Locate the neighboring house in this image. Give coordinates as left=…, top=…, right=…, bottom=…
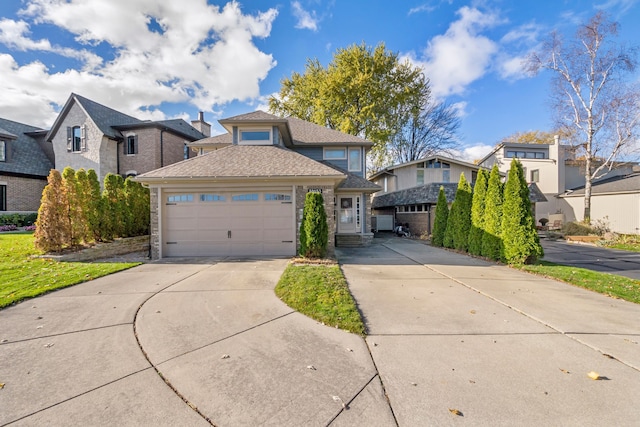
left=559, top=171, right=640, bottom=234
left=478, top=136, right=636, bottom=228
left=46, top=93, right=208, bottom=183
left=369, top=155, right=487, bottom=236
left=135, top=111, right=380, bottom=259
left=0, top=118, right=54, bottom=212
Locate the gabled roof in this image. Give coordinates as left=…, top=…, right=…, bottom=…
left=215, top=110, right=372, bottom=148
left=0, top=117, right=53, bottom=178
left=186, top=132, right=233, bottom=148
left=0, top=126, right=18, bottom=139
left=560, top=172, right=640, bottom=197
left=47, top=93, right=204, bottom=142
left=369, top=154, right=484, bottom=181
left=135, top=145, right=345, bottom=181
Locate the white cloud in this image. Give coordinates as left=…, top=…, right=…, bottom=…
left=453, top=143, right=494, bottom=163
left=403, top=7, right=502, bottom=98
left=0, top=0, right=278, bottom=126
left=291, top=1, right=319, bottom=31
left=408, top=4, right=436, bottom=15
left=0, top=18, right=102, bottom=69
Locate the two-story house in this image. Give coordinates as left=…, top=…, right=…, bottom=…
left=369, top=155, right=487, bottom=236
left=46, top=93, right=208, bottom=184
left=478, top=136, right=635, bottom=227
left=135, top=111, right=380, bottom=259
left=0, top=118, right=54, bottom=212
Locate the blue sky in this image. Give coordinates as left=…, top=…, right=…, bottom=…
left=1, top=0, right=639, bottom=160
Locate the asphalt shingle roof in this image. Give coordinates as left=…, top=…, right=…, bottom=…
left=319, top=161, right=381, bottom=192
left=74, top=94, right=142, bottom=139
left=0, top=117, right=53, bottom=177
left=216, top=110, right=372, bottom=146
left=561, top=172, right=640, bottom=196
left=188, top=133, right=233, bottom=147
left=136, top=145, right=345, bottom=179
left=373, top=181, right=546, bottom=209
left=372, top=183, right=458, bottom=208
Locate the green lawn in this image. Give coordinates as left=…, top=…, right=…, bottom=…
left=0, top=232, right=140, bottom=309
left=518, top=261, right=640, bottom=304
left=275, top=263, right=366, bottom=335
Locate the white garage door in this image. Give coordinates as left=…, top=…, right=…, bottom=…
left=162, top=190, right=294, bottom=257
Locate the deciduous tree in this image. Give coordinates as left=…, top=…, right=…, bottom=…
left=269, top=42, right=428, bottom=165
left=526, top=12, right=640, bottom=223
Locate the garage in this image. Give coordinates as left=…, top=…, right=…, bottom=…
left=162, top=190, right=295, bottom=257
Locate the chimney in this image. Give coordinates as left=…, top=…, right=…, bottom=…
left=191, top=111, right=211, bottom=137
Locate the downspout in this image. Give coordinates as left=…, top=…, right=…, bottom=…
left=160, top=129, right=165, bottom=167
left=116, top=139, right=122, bottom=175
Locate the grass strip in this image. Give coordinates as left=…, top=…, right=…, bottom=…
left=518, top=260, right=640, bottom=304
left=0, top=233, right=140, bottom=309
left=275, top=263, right=365, bottom=335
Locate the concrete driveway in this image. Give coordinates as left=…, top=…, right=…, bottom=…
left=0, top=258, right=392, bottom=426
left=336, top=237, right=640, bottom=426
left=541, top=238, right=640, bottom=280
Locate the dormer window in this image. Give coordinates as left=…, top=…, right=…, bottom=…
left=239, top=129, right=271, bottom=145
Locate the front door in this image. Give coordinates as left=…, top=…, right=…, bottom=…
left=338, top=196, right=356, bottom=233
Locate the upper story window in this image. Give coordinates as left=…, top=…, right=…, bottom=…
left=348, top=148, right=362, bottom=172
left=417, top=169, right=424, bottom=185
left=423, top=159, right=450, bottom=168
left=125, top=135, right=138, bottom=155
left=0, top=140, right=5, bottom=162
left=239, top=129, right=271, bottom=145
left=530, top=169, right=540, bottom=183
left=67, top=125, right=86, bottom=152
left=506, top=150, right=546, bottom=159
left=72, top=126, right=82, bottom=152
left=323, top=148, right=346, bottom=160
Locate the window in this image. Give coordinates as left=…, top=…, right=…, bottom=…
left=442, top=170, right=450, bottom=183
left=67, top=126, right=85, bottom=152
left=348, top=148, right=361, bottom=172
left=535, top=152, right=546, bottom=159
left=0, top=140, right=5, bottom=162
left=323, top=148, right=346, bottom=160
left=200, top=194, right=226, bottom=202
left=232, top=193, right=259, bottom=201
left=530, top=169, right=540, bottom=183
left=356, top=196, right=361, bottom=228
left=167, top=194, right=193, bottom=203
left=417, top=169, right=424, bottom=185
left=184, top=143, right=189, bottom=160
left=72, top=126, right=82, bottom=152
left=239, top=130, right=271, bottom=145
left=0, top=184, right=5, bottom=211
left=124, top=135, right=138, bottom=155
left=265, top=193, right=291, bottom=201
left=506, top=150, right=547, bottom=159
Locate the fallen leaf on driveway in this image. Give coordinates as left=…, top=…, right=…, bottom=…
left=0, top=382, right=5, bottom=389
left=44, top=343, right=54, bottom=348
left=449, top=408, right=463, bottom=416
left=470, top=310, right=476, bottom=314
left=220, top=354, right=230, bottom=359
left=560, top=369, right=570, bottom=374
left=588, top=371, right=600, bottom=380
left=307, top=365, right=316, bottom=370
left=332, top=395, right=347, bottom=409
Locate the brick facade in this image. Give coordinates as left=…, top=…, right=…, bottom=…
left=295, top=185, right=335, bottom=257
left=149, top=187, right=160, bottom=259
left=396, top=211, right=433, bottom=238
left=0, top=174, right=47, bottom=212
left=119, top=128, right=189, bottom=177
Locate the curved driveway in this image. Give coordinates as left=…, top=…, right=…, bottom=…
left=2, top=240, right=640, bottom=426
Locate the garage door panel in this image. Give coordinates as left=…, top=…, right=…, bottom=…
left=163, top=191, right=294, bottom=257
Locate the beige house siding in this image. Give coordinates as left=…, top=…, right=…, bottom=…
left=0, top=175, right=47, bottom=212
left=561, top=193, right=640, bottom=234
